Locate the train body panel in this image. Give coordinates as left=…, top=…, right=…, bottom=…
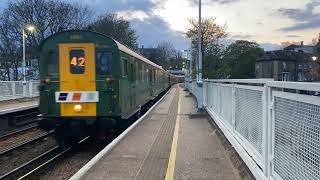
left=38, top=30, right=183, bottom=143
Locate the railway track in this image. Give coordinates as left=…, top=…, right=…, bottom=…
left=0, top=124, right=38, bottom=141
left=0, top=136, right=90, bottom=180
left=0, top=130, right=54, bottom=157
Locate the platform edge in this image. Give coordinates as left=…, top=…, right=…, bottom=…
left=69, top=89, right=171, bottom=180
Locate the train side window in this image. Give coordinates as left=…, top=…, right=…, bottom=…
left=135, top=61, right=140, bottom=81
left=70, top=49, right=85, bottom=74
left=48, top=50, right=58, bottom=75
left=122, top=58, right=128, bottom=77
left=96, top=51, right=112, bottom=75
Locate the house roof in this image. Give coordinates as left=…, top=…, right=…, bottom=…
left=284, top=44, right=314, bottom=50
left=257, top=50, right=312, bottom=62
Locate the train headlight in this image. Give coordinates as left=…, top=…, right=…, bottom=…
left=74, top=104, right=82, bottom=112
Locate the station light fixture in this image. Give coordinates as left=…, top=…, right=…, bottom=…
left=312, top=56, right=318, bottom=61
left=26, top=25, right=35, bottom=32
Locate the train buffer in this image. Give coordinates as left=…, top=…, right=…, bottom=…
left=71, top=84, right=251, bottom=180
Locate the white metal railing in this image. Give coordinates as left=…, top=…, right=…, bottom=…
left=188, top=79, right=320, bottom=180
left=0, top=81, right=40, bottom=101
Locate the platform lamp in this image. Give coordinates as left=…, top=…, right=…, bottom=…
left=22, top=25, right=36, bottom=97
left=312, top=56, right=318, bottom=61
left=312, top=56, right=319, bottom=81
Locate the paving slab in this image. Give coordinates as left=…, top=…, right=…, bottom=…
left=80, top=85, right=241, bottom=180
left=0, top=98, right=38, bottom=115
left=174, top=89, right=240, bottom=180
left=82, top=86, right=179, bottom=180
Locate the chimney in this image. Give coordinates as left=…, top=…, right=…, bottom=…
left=301, top=41, right=304, bottom=46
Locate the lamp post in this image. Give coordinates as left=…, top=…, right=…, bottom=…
left=312, top=56, right=319, bottom=81
left=22, top=25, right=35, bottom=97
left=197, top=0, right=203, bottom=110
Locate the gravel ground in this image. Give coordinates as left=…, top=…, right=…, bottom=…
left=0, top=127, right=45, bottom=151
left=0, top=135, right=57, bottom=176
left=36, top=140, right=105, bottom=180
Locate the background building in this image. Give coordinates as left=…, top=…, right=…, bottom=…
left=255, top=50, right=318, bottom=81
left=283, top=41, right=315, bottom=54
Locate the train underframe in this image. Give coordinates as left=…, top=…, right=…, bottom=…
left=38, top=88, right=169, bottom=147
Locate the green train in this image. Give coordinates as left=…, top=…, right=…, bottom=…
left=38, top=30, right=183, bottom=144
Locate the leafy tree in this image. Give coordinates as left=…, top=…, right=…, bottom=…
left=223, top=40, right=263, bottom=79
left=186, top=17, right=228, bottom=79
left=89, top=13, right=138, bottom=50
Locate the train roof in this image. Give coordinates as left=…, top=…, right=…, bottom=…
left=114, top=40, right=163, bottom=69
left=40, top=30, right=164, bottom=71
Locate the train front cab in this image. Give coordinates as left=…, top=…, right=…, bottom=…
left=39, top=34, right=120, bottom=143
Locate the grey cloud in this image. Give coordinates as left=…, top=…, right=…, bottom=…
left=63, top=0, right=188, bottom=49
left=130, top=16, right=189, bottom=49
left=286, top=35, right=301, bottom=38
left=277, top=1, right=320, bottom=32
left=259, top=43, right=281, bottom=51
left=278, top=18, right=320, bottom=31
left=232, top=34, right=254, bottom=39
left=64, top=0, right=157, bottom=14
left=188, top=0, right=240, bottom=6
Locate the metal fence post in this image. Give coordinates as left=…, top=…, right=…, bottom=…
left=22, top=81, right=27, bottom=97
left=266, top=85, right=274, bottom=178
left=232, top=83, right=236, bottom=132
left=262, top=84, right=269, bottom=177
left=28, top=81, right=33, bottom=98
left=12, top=82, right=16, bottom=99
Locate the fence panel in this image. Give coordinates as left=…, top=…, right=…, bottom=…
left=234, top=85, right=264, bottom=162
left=219, top=84, right=233, bottom=127
left=196, top=79, right=320, bottom=180
left=272, top=91, right=320, bottom=180
left=0, top=81, right=39, bottom=101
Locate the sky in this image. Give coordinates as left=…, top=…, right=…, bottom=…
left=2, top=0, right=320, bottom=51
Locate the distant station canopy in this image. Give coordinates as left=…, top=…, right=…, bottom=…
left=168, top=70, right=185, bottom=76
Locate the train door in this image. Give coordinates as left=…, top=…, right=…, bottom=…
left=130, top=61, right=136, bottom=108
left=149, top=68, right=153, bottom=96
left=58, top=43, right=97, bottom=116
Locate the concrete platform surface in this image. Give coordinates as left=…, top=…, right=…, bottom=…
left=0, top=98, right=38, bottom=115
left=81, top=85, right=241, bottom=180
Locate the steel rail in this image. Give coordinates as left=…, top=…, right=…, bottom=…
left=0, top=124, right=38, bottom=140
left=17, top=136, right=91, bottom=180
left=0, top=130, right=54, bottom=157
left=0, top=145, right=61, bottom=180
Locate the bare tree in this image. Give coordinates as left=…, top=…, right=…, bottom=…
left=157, top=41, right=176, bottom=68
left=0, top=0, right=92, bottom=80
left=89, top=13, right=138, bottom=50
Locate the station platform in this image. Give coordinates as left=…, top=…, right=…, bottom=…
left=0, top=98, right=38, bottom=115
left=76, top=85, right=245, bottom=180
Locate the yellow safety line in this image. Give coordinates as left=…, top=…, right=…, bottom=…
left=165, top=88, right=181, bottom=180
